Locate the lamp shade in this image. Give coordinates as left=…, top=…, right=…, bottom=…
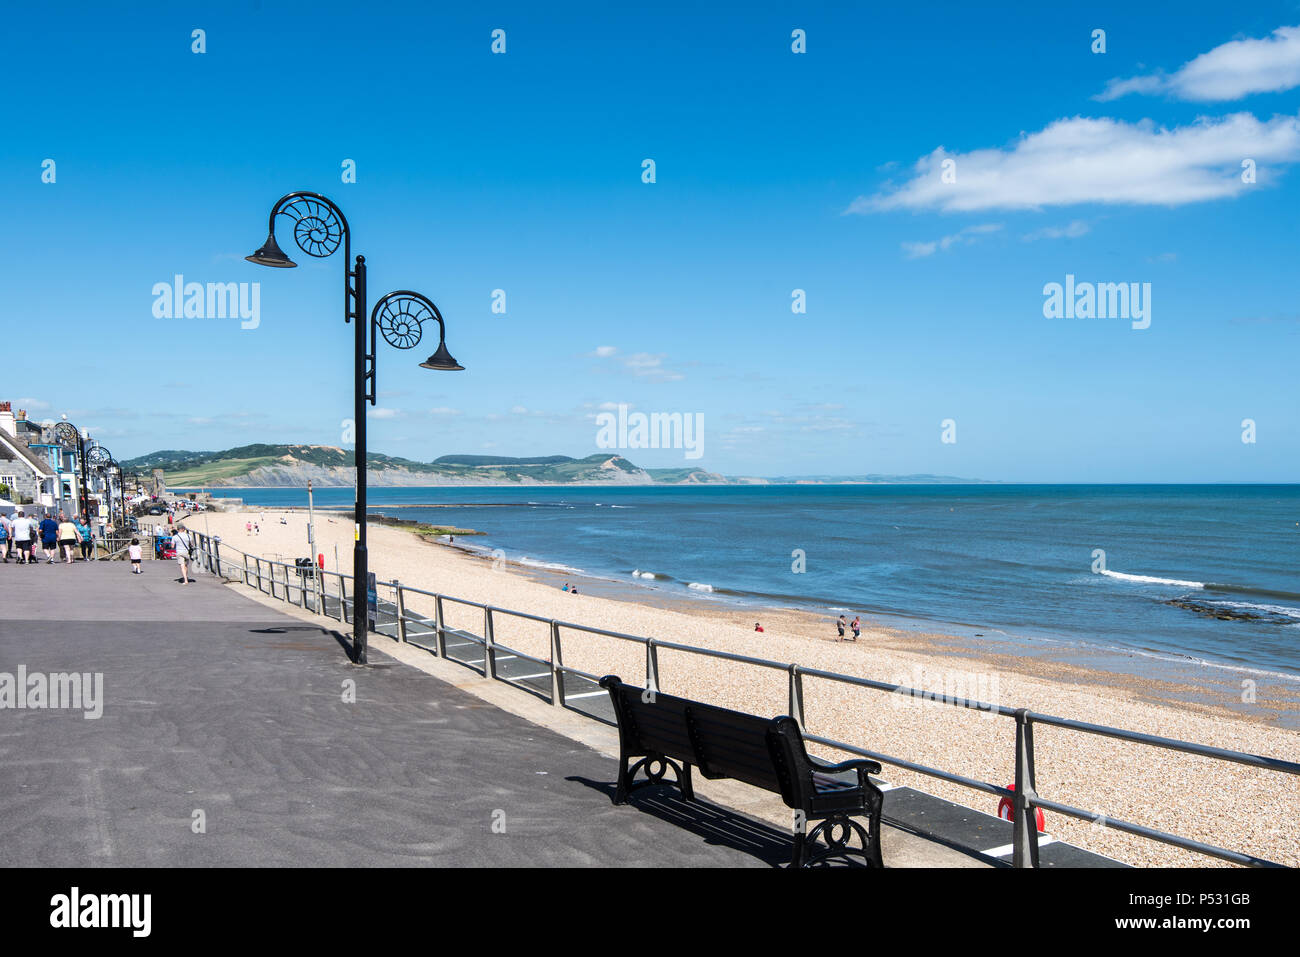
left=419, top=341, right=464, bottom=371
left=245, top=233, right=297, bottom=267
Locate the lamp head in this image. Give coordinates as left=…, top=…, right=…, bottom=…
left=419, top=341, right=464, bottom=372
left=246, top=232, right=297, bottom=268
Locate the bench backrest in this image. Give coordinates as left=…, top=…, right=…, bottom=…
left=600, top=676, right=803, bottom=804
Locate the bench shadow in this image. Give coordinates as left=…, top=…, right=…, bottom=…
left=567, top=775, right=797, bottom=868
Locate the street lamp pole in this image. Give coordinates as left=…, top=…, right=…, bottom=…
left=246, top=192, right=463, bottom=664
left=54, top=419, right=90, bottom=522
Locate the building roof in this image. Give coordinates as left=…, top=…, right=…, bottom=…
left=0, top=430, right=55, bottom=477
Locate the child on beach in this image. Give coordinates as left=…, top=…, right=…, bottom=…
left=129, top=538, right=142, bottom=573
left=754, top=622, right=764, bottom=632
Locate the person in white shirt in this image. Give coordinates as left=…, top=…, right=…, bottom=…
left=10, top=510, right=36, bottom=564
left=171, top=527, right=192, bottom=584
left=128, top=538, right=143, bottom=574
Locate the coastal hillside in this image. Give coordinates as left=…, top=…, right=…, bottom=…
left=122, top=445, right=729, bottom=487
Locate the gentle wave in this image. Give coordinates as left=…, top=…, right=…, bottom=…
left=687, top=582, right=714, bottom=592
left=519, top=556, right=584, bottom=574
left=1101, top=569, right=1205, bottom=588
left=632, top=569, right=666, bottom=580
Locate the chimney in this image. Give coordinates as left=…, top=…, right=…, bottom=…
left=0, top=401, right=14, bottom=439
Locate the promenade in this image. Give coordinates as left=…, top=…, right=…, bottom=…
left=1, top=560, right=1119, bottom=867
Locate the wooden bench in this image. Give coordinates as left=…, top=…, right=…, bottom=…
left=599, top=675, right=884, bottom=867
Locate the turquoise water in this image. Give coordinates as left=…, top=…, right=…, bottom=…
left=213, top=485, right=1300, bottom=679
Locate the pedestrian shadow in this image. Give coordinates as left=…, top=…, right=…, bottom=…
left=567, top=775, right=795, bottom=867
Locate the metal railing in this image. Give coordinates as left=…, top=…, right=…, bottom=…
left=187, top=529, right=1299, bottom=869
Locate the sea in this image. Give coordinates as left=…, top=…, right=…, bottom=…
left=208, top=484, right=1300, bottom=684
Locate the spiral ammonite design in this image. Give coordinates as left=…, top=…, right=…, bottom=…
left=86, top=445, right=112, bottom=467
left=375, top=296, right=429, bottom=350
left=53, top=421, right=80, bottom=448
left=283, top=196, right=344, bottom=259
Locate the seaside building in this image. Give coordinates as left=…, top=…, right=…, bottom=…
left=0, top=402, right=60, bottom=509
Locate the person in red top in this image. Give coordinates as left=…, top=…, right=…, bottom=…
left=754, top=622, right=764, bottom=632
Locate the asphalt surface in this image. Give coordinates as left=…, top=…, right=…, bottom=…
left=0, top=561, right=781, bottom=866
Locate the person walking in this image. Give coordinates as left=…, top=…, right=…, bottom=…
left=75, top=516, right=94, bottom=560
left=0, top=512, right=11, bottom=562
left=128, top=537, right=143, bottom=574
left=39, top=513, right=59, bottom=564
left=836, top=614, right=847, bottom=641
left=57, top=514, right=80, bottom=564
left=172, top=525, right=193, bottom=584
left=11, top=510, right=35, bottom=564
left=850, top=616, right=861, bottom=641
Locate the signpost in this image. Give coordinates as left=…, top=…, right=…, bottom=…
left=366, top=571, right=378, bottom=632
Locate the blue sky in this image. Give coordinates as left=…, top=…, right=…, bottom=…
left=1, top=1, right=1297, bottom=482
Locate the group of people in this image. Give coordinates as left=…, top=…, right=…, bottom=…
left=0, top=510, right=97, bottom=564
left=835, top=614, right=862, bottom=641
left=0, top=508, right=197, bottom=583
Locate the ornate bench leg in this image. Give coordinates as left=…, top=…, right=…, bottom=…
left=798, top=813, right=880, bottom=868
left=621, top=754, right=692, bottom=801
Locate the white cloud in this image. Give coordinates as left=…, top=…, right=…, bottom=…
left=1022, top=220, right=1091, bottom=241
left=371, top=407, right=400, bottom=419
left=902, top=223, right=1002, bottom=258
left=1097, top=26, right=1300, bottom=102
left=850, top=113, right=1300, bottom=213
left=590, top=345, right=618, bottom=357
left=427, top=407, right=463, bottom=416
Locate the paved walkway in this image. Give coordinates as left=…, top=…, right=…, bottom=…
left=0, top=562, right=782, bottom=866
left=1, top=558, right=1122, bottom=867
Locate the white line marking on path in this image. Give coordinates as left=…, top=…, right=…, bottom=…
left=981, top=837, right=1056, bottom=858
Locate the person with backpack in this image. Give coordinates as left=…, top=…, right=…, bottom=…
left=0, top=512, right=10, bottom=562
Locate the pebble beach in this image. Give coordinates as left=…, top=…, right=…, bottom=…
left=192, top=507, right=1300, bottom=868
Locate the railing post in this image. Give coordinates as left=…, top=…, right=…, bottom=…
left=242, top=553, right=249, bottom=587
left=315, top=564, right=324, bottom=615
left=788, top=663, right=806, bottom=729
left=394, top=581, right=406, bottom=643
left=341, top=574, right=350, bottom=624
left=1012, top=708, right=1041, bottom=869
left=645, top=638, right=660, bottom=693
left=213, top=539, right=222, bottom=578
left=484, top=606, right=497, bottom=678
left=434, top=595, right=446, bottom=657
left=549, top=620, right=565, bottom=707
left=255, top=558, right=263, bottom=593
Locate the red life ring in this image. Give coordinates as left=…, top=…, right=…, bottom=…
left=997, top=784, right=1046, bottom=832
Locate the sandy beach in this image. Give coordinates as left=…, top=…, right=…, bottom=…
left=189, top=507, right=1300, bottom=867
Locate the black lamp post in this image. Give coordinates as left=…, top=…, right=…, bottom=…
left=86, top=444, right=116, bottom=524
left=247, top=192, right=463, bottom=664
left=53, top=419, right=90, bottom=522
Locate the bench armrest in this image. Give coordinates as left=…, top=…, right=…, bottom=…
left=811, top=756, right=882, bottom=778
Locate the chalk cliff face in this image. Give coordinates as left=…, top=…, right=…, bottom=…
left=122, top=445, right=731, bottom=487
